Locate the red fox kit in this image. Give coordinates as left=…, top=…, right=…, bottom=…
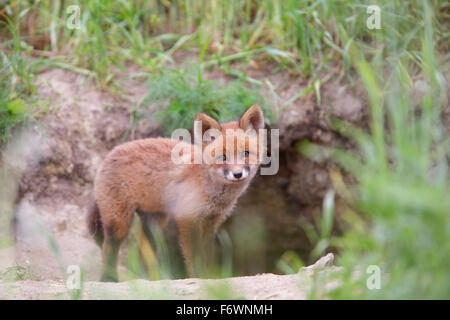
left=87, top=105, right=265, bottom=281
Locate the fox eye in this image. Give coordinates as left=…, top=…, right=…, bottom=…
left=243, top=150, right=250, bottom=157
left=218, top=154, right=227, bottom=161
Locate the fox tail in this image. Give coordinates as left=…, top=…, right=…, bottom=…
left=87, top=196, right=104, bottom=247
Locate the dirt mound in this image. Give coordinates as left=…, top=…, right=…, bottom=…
left=0, top=254, right=339, bottom=299
left=0, top=273, right=313, bottom=300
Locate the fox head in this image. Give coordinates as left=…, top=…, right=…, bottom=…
left=195, top=104, right=265, bottom=184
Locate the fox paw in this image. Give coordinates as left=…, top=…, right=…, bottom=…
left=100, top=274, right=118, bottom=282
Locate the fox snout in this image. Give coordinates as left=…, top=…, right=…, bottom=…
left=224, top=165, right=250, bottom=182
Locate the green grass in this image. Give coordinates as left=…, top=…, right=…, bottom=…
left=299, top=0, right=450, bottom=299
left=0, top=263, right=41, bottom=281
left=139, top=67, right=272, bottom=135
left=0, top=58, right=31, bottom=143
left=4, top=1, right=447, bottom=84
left=0, top=16, right=38, bottom=143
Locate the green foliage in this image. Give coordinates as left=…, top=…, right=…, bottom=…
left=276, top=250, right=304, bottom=274
left=141, top=68, right=271, bottom=135
left=301, top=0, right=450, bottom=299
left=6, top=0, right=447, bottom=84
left=0, top=263, right=41, bottom=281
left=0, top=97, right=27, bottom=143
left=0, top=17, right=37, bottom=142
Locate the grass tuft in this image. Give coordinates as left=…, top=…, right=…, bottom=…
left=0, top=263, right=41, bottom=281
left=139, top=68, right=271, bottom=135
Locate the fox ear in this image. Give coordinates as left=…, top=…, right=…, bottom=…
left=195, top=113, right=221, bottom=137
left=239, top=104, right=264, bottom=131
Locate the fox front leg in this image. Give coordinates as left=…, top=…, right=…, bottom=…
left=176, top=215, right=218, bottom=278
left=101, top=235, right=121, bottom=282
left=176, top=216, right=195, bottom=276
left=198, top=215, right=220, bottom=276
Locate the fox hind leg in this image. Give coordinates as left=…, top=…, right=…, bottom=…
left=99, top=207, right=135, bottom=282
left=100, top=228, right=122, bottom=282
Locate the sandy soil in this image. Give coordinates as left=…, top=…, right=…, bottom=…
left=0, top=269, right=337, bottom=300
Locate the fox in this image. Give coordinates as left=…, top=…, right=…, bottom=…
left=87, top=104, right=265, bottom=282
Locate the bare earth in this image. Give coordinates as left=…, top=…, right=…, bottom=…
left=0, top=272, right=317, bottom=300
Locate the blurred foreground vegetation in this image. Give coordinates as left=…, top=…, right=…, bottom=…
left=0, top=0, right=449, bottom=299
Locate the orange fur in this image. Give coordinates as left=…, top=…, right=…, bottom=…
left=88, top=105, right=265, bottom=281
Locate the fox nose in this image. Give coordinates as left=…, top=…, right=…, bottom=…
left=233, top=171, right=242, bottom=179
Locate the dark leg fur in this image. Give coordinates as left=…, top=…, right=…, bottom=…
left=176, top=215, right=220, bottom=278
left=100, top=228, right=122, bottom=282
left=138, top=211, right=187, bottom=279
